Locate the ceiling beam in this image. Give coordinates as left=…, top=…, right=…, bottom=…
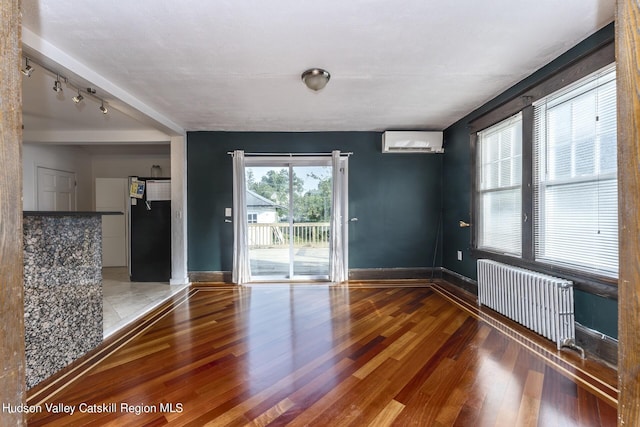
left=22, top=27, right=185, bottom=137
left=22, top=129, right=171, bottom=145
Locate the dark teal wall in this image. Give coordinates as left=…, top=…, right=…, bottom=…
left=574, top=290, right=617, bottom=338
left=441, top=23, right=618, bottom=338
left=187, top=132, right=443, bottom=272
left=441, top=120, right=475, bottom=279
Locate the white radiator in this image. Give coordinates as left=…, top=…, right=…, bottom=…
left=477, top=259, right=579, bottom=352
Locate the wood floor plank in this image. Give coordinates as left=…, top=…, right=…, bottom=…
left=244, top=397, right=295, bottom=427
left=26, top=283, right=618, bottom=426
left=433, top=325, right=494, bottom=426
left=515, top=370, right=544, bottom=426
left=352, top=330, right=417, bottom=379
left=368, top=399, right=405, bottom=427
left=392, top=357, right=458, bottom=426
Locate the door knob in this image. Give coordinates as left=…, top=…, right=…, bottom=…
left=350, top=218, right=358, bottom=222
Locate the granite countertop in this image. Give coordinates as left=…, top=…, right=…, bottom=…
left=23, top=211, right=123, bottom=216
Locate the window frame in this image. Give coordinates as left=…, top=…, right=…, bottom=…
left=476, top=112, right=523, bottom=256
left=469, top=40, right=617, bottom=298
left=533, top=67, right=618, bottom=277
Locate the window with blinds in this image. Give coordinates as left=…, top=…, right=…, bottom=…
left=533, top=64, right=617, bottom=277
left=477, top=113, right=522, bottom=255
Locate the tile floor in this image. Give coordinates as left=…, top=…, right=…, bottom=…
left=102, top=267, right=189, bottom=338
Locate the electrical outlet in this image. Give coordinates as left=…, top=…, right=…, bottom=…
left=457, top=250, right=463, bottom=261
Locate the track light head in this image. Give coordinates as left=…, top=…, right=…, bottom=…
left=53, top=75, right=63, bottom=93
left=21, top=58, right=34, bottom=77
left=99, top=101, right=108, bottom=114
left=72, top=91, right=84, bottom=104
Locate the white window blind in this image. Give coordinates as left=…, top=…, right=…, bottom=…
left=477, top=113, right=522, bottom=255
left=533, top=64, right=617, bottom=276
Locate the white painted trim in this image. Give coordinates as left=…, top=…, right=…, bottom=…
left=170, top=135, right=189, bottom=285
left=23, top=129, right=171, bottom=144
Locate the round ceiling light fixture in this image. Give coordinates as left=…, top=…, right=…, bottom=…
left=301, top=68, right=330, bottom=91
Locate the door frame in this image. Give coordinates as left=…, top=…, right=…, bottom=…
left=244, top=155, right=344, bottom=281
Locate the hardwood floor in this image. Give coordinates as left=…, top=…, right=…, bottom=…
left=26, top=282, right=617, bottom=426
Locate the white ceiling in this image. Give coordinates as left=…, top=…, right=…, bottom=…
left=21, top=0, right=615, bottom=139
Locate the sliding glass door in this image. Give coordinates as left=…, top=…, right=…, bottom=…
left=290, top=164, right=332, bottom=278
left=245, top=158, right=332, bottom=280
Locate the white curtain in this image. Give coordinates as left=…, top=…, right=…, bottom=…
left=232, top=150, right=251, bottom=284
left=329, top=150, right=348, bottom=283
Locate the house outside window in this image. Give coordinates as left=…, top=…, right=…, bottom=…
left=247, top=213, right=258, bottom=223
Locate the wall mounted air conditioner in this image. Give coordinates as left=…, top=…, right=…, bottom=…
left=382, top=131, right=444, bottom=153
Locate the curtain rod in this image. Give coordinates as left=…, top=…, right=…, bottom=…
left=227, top=151, right=353, bottom=157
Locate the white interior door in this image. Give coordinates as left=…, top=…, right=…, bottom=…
left=96, top=178, right=128, bottom=267
left=37, top=166, right=76, bottom=211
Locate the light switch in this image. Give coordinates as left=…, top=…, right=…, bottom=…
left=457, top=250, right=463, bottom=261
left=225, top=207, right=232, bottom=217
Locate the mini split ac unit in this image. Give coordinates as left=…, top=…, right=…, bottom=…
left=382, top=131, right=444, bottom=153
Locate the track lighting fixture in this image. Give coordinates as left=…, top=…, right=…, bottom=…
left=22, top=56, right=110, bottom=116
left=72, top=90, right=84, bottom=104
left=21, top=58, right=34, bottom=77
left=53, top=75, right=63, bottom=93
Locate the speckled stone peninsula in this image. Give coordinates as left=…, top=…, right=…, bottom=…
left=23, top=211, right=119, bottom=389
